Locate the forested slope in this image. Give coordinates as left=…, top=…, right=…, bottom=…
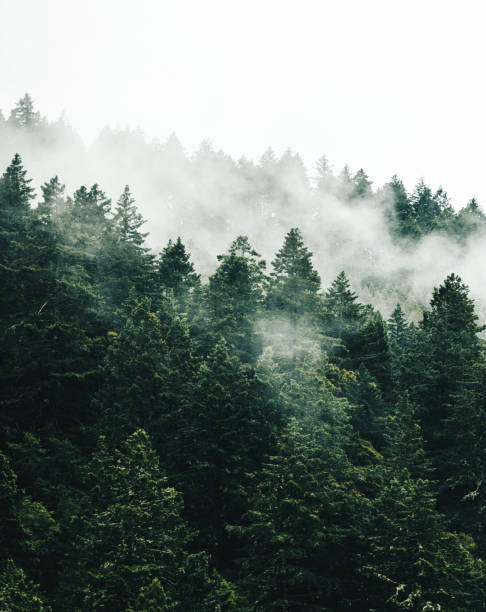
left=2, top=95, right=486, bottom=610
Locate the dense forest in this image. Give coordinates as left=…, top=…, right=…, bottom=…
left=2, top=94, right=486, bottom=610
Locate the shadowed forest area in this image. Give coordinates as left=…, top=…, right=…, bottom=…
left=3, top=95, right=486, bottom=610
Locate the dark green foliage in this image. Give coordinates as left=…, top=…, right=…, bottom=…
left=2, top=144, right=486, bottom=612
left=411, top=274, right=483, bottom=448
left=387, top=303, right=411, bottom=392
left=0, top=559, right=50, bottom=611
left=155, top=237, right=200, bottom=309
left=383, top=393, right=430, bottom=479
left=206, top=236, right=265, bottom=361
left=229, top=418, right=363, bottom=610
left=362, top=472, right=486, bottom=610
left=57, top=430, right=237, bottom=611
left=386, top=175, right=419, bottom=238
left=267, top=227, right=321, bottom=321
left=172, top=340, right=280, bottom=546
left=98, top=186, right=154, bottom=310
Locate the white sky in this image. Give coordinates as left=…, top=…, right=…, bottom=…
left=0, top=0, right=485, bottom=207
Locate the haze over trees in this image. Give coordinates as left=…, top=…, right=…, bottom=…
left=2, top=95, right=486, bottom=610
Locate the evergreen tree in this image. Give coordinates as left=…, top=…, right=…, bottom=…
left=412, top=274, right=483, bottom=448
left=57, top=430, right=237, bottom=611
left=0, top=559, right=50, bottom=612
left=267, top=228, right=321, bottom=322
left=313, top=155, right=333, bottom=193
left=322, top=271, right=364, bottom=366
left=438, top=363, right=486, bottom=552
left=351, top=168, right=372, bottom=199
left=113, top=185, right=147, bottom=245
left=356, top=311, right=393, bottom=396
left=8, top=94, right=44, bottom=129
left=155, top=237, right=200, bottom=308
left=98, top=186, right=153, bottom=310
left=362, top=472, right=486, bottom=610
left=453, top=197, right=486, bottom=240
left=230, top=418, right=362, bottom=610
left=35, top=176, right=68, bottom=224
left=347, top=364, right=386, bottom=451
left=173, top=340, right=280, bottom=553
left=383, top=393, right=430, bottom=479
left=385, top=175, right=418, bottom=237
left=0, top=153, right=35, bottom=227
left=387, top=303, right=411, bottom=392
left=206, top=235, right=266, bottom=361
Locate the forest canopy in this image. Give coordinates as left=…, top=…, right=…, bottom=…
left=2, top=95, right=486, bottom=610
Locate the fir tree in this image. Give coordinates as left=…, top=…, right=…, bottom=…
left=155, top=237, right=200, bottom=306
left=8, top=94, right=44, bottom=129
left=267, top=228, right=321, bottom=322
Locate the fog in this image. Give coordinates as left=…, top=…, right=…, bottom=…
left=1, top=110, right=485, bottom=324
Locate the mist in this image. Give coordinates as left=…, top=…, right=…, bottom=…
left=1, top=101, right=485, bottom=324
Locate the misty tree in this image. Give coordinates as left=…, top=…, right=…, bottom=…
left=313, top=154, right=333, bottom=193
left=351, top=168, right=373, bottom=199
left=267, top=227, right=321, bottom=323
left=35, top=176, right=68, bottom=224
left=205, top=235, right=266, bottom=361
left=98, top=186, right=154, bottom=309
left=8, top=94, right=44, bottom=129
left=322, top=271, right=363, bottom=354
left=155, top=237, right=200, bottom=306
left=336, top=164, right=354, bottom=199
left=453, top=197, right=486, bottom=240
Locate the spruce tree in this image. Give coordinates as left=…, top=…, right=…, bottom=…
left=155, top=237, right=200, bottom=308
left=267, top=228, right=321, bottom=323
left=56, top=430, right=237, bottom=611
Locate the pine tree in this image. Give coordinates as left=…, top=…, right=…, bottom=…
left=410, top=179, right=444, bottom=234
left=155, top=237, right=200, bottom=307
left=437, top=363, right=486, bottom=553
left=98, top=186, right=153, bottom=310
left=362, top=472, right=486, bottom=610
left=93, top=296, right=195, bottom=451
left=8, top=94, right=44, bottom=129
left=357, top=311, right=393, bottom=396
left=347, top=364, right=386, bottom=451
left=113, top=185, right=147, bottom=245
left=35, top=176, right=68, bottom=224
left=351, top=168, right=373, bottom=199
left=229, top=418, right=362, bottom=610
left=0, top=153, right=35, bottom=227
left=313, top=155, right=333, bottom=193
left=173, top=340, right=280, bottom=552
left=387, top=303, right=411, bottom=392
left=413, top=274, right=483, bottom=446
left=383, top=392, right=430, bottom=479
left=385, top=175, right=419, bottom=238
left=206, top=235, right=266, bottom=362
left=322, top=271, right=364, bottom=366
left=267, top=228, right=321, bottom=322
left=57, top=430, right=237, bottom=611
left=0, top=559, right=50, bottom=612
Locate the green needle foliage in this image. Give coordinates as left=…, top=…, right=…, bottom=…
left=1, top=106, right=486, bottom=609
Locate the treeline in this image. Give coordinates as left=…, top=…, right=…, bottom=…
left=1, top=94, right=485, bottom=255
left=2, top=148, right=486, bottom=611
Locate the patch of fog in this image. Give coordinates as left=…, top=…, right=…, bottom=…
left=1, top=111, right=485, bottom=324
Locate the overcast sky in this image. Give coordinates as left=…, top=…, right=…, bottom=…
left=0, top=0, right=485, bottom=207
